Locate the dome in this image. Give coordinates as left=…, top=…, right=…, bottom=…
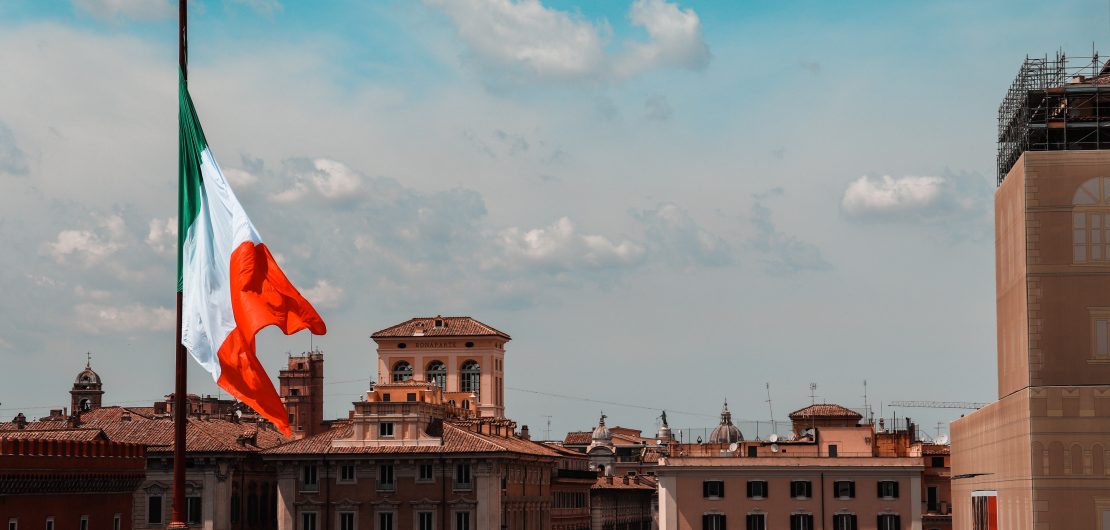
left=74, top=356, right=101, bottom=385
left=708, top=400, right=743, bottom=444
left=591, top=414, right=611, bottom=443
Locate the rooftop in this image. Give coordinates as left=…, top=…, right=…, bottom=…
left=788, top=403, right=863, bottom=420
left=371, top=316, right=510, bottom=339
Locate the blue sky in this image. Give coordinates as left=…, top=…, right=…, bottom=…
left=0, top=0, right=1107, bottom=440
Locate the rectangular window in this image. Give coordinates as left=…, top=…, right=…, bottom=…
left=418, top=512, right=434, bottom=530
left=747, top=446, right=758, bottom=457
left=877, top=514, right=900, bottom=530
left=703, top=480, right=725, bottom=498
left=378, top=464, right=395, bottom=490
left=113, top=514, right=120, bottom=530
left=834, top=480, right=855, bottom=499
left=45, top=519, right=54, bottom=530
left=377, top=513, right=394, bottom=530
left=828, top=444, right=838, bottom=457
left=789, top=514, right=814, bottom=530
left=230, top=495, right=241, bottom=524
left=455, top=464, right=472, bottom=489
left=746, top=480, right=768, bottom=498
left=878, top=480, right=899, bottom=499
left=927, top=486, right=939, bottom=512
left=147, top=496, right=163, bottom=525
left=79, top=517, right=88, bottom=530
left=832, top=514, right=857, bottom=530
left=407, top=393, right=417, bottom=402
left=303, top=465, right=318, bottom=488
left=379, top=422, right=395, bottom=437
left=702, top=514, right=725, bottom=530
left=790, top=480, right=812, bottom=499
left=339, top=512, right=355, bottom=530
left=339, top=464, right=356, bottom=482
left=382, top=393, right=391, bottom=402
left=931, top=456, right=945, bottom=468
left=745, top=513, right=765, bottom=530
left=454, top=512, right=469, bottom=530
left=301, top=512, right=317, bottom=530
left=419, top=463, right=435, bottom=481
left=187, top=497, right=202, bottom=524
left=8, top=519, right=16, bottom=530
left=971, top=493, right=998, bottom=530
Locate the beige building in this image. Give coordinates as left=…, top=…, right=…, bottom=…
left=951, top=53, right=1110, bottom=529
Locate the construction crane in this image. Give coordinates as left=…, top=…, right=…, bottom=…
left=889, top=400, right=989, bottom=410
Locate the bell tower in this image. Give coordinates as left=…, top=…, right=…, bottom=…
left=70, top=353, right=104, bottom=414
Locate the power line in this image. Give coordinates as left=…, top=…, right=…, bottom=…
left=506, top=386, right=724, bottom=421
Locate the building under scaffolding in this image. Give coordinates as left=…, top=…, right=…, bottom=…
left=998, top=52, right=1110, bottom=184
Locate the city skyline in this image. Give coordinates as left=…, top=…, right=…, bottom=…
left=3, top=0, right=1108, bottom=439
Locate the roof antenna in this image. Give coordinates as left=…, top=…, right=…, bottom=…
left=809, top=382, right=817, bottom=405
left=765, top=383, right=776, bottom=436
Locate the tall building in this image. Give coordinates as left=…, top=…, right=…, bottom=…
left=950, top=53, right=1110, bottom=529
left=371, top=316, right=509, bottom=418
left=278, top=351, right=325, bottom=439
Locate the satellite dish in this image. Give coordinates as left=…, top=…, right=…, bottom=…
left=936, top=434, right=950, bottom=445
left=656, top=439, right=663, bottom=445
left=770, top=444, right=779, bottom=453
left=768, top=433, right=779, bottom=443
left=784, top=433, right=796, bottom=441
left=728, top=442, right=739, bottom=452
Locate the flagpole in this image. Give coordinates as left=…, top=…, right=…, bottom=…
left=169, top=0, right=188, bottom=528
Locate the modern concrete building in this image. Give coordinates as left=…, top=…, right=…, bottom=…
left=951, top=52, right=1110, bottom=530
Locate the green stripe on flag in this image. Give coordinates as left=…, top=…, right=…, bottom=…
left=178, top=70, right=208, bottom=291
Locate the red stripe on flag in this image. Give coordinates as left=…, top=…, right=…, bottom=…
left=215, top=241, right=327, bottom=436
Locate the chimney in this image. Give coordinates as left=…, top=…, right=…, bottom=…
left=121, top=412, right=132, bottom=422
left=520, top=425, right=531, bottom=440
left=13, top=413, right=27, bottom=429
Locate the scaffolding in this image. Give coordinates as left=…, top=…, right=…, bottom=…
left=998, top=52, right=1110, bottom=185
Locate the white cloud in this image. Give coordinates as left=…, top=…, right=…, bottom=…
left=146, top=217, right=177, bottom=256
left=634, top=202, right=732, bottom=266
left=302, top=279, right=343, bottom=309
left=74, top=302, right=174, bottom=334
left=616, top=0, right=710, bottom=78
left=48, top=214, right=127, bottom=264
left=223, top=167, right=259, bottom=188
left=492, top=217, right=644, bottom=271
left=841, top=175, right=945, bottom=217
left=426, top=0, right=709, bottom=83
left=72, top=0, right=175, bottom=21
left=270, top=158, right=362, bottom=202
left=426, top=0, right=606, bottom=81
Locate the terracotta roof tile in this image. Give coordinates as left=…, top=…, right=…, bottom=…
left=788, top=404, right=863, bottom=420
left=0, top=429, right=108, bottom=442
left=371, top=317, right=510, bottom=339
left=592, top=474, right=657, bottom=491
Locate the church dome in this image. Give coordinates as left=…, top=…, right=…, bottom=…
left=75, top=364, right=101, bottom=385
left=708, top=400, right=743, bottom=444
left=591, top=414, right=612, bottom=443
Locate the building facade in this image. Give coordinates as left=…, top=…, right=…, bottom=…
left=950, top=54, right=1110, bottom=530
left=279, top=351, right=326, bottom=439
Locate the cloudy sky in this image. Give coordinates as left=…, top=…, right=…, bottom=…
left=0, top=0, right=1105, bottom=440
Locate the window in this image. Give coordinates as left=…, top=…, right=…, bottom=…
left=418, top=512, right=434, bottom=530
left=834, top=480, right=855, bottom=499
left=291, top=388, right=300, bottom=396
left=1073, top=178, right=1110, bottom=263
left=147, top=495, right=163, bottom=525
left=186, top=496, right=202, bottom=524
left=703, top=480, right=724, bottom=498
left=407, top=393, right=417, bottom=402
left=302, top=465, right=318, bottom=489
left=8, top=519, right=16, bottom=530
left=745, top=513, right=765, bottom=530
left=301, top=512, right=317, bottom=530
left=231, top=495, right=241, bottom=524
left=931, top=456, right=945, bottom=468
left=971, top=492, right=998, bottom=530
left=78, top=517, right=87, bottom=530
left=460, top=361, right=480, bottom=398
left=877, top=514, right=901, bottom=530
left=878, top=480, right=899, bottom=499
left=927, top=486, right=939, bottom=512
left=427, top=361, right=447, bottom=390
left=45, top=518, right=54, bottom=530
left=828, top=444, right=838, bottom=457
left=746, top=480, right=768, bottom=498
left=377, top=513, right=394, bottom=530
left=113, top=514, right=120, bottom=530
left=383, top=393, right=391, bottom=402
left=791, top=480, right=812, bottom=499
left=702, top=514, right=725, bottom=530
left=455, top=464, right=472, bottom=489
left=789, top=514, right=814, bottom=530
left=339, top=512, right=355, bottom=530
left=747, top=446, right=758, bottom=457
left=454, top=512, right=470, bottom=530
left=379, top=422, right=395, bottom=438
left=832, top=514, right=858, bottom=530
left=419, top=463, right=435, bottom=481
left=392, top=361, right=413, bottom=382
left=339, top=464, right=356, bottom=482
left=378, top=464, right=395, bottom=490
left=1091, top=308, right=1110, bottom=359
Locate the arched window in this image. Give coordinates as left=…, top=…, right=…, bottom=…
left=460, top=360, right=480, bottom=398
left=391, top=361, right=412, bottom=382
left=1073, top=177, right=1110, bottom=263
left=1094, top=444, right=1106, bottom=476
left=79, top=399, right=91, bottom=411
left=426, top=361, right=446, bottom=391
left=1072, top=443, right=1086, bottom=475
left=1049, top=441, right=1066, bottom=475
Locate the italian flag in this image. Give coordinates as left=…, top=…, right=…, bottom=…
left=178, top=73, right=326, bottom=436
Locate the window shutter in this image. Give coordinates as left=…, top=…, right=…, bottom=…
left=703, top=514, right=710, bottom=530
left=704, top=481, right=710, bottom=498
left=849, top=481, right=856, bottom=498
left=893, top=482, right=899, bottom=498
left=721, top=515, right=727, bottom=530
left=720, top=481, right=725, bottom=497
left=877, top=481, right=883, bottom=498
left=747, top=481, right=753, bottom=498
left=894, top=515, right=900, bottom=528
left=877, top=515, right=883, bottom=530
